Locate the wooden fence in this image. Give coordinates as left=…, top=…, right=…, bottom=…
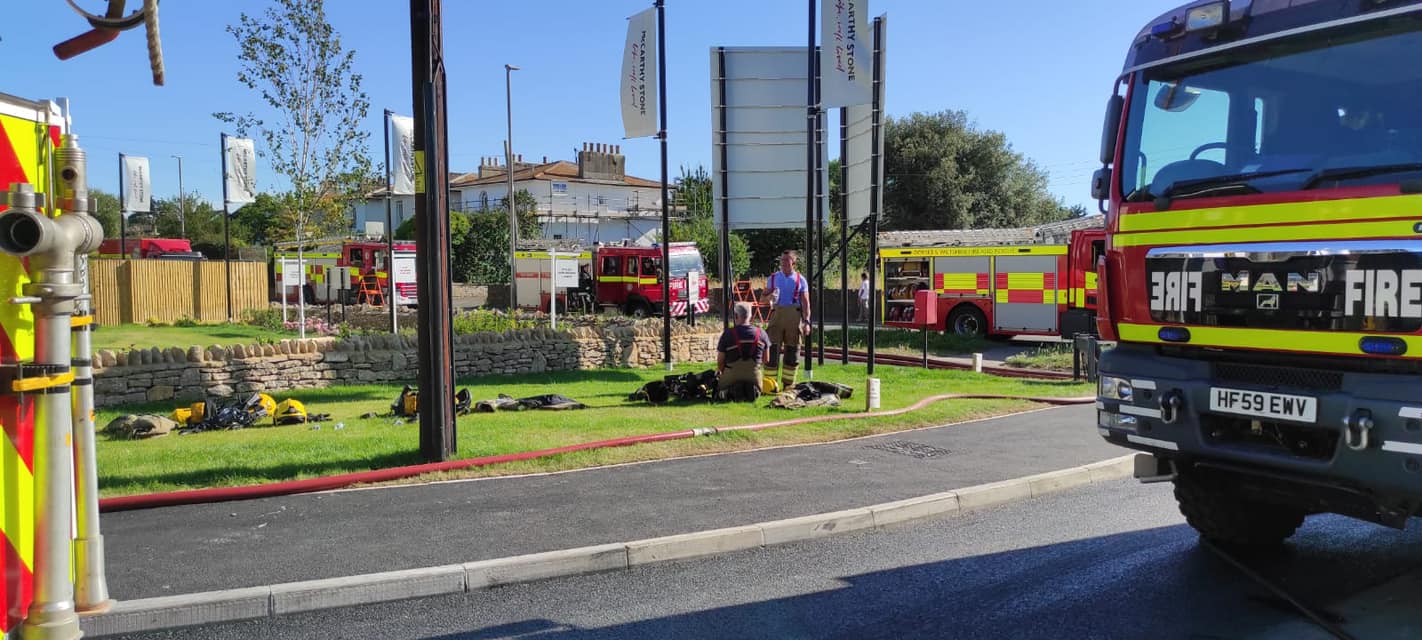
left=89, top=259, right=268, bottom=325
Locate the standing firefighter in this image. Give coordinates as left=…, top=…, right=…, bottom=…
left=763, top=250, right=811, bottom=389
left=716, top=302, right=772, bottom=400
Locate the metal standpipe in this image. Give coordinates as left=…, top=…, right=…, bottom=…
left=57, top=134, right=113, bottom=615
left=1, top=177, right=102, bottom=640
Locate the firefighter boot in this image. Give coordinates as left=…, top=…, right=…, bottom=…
left=779, top=348, right=798, bottom=390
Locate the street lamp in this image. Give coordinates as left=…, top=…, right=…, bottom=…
left=171, top=154, right=185, bottom=239
left=505, top=63, right=519, bottom=315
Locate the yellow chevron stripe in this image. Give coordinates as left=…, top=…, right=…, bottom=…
left=0, top=431, right=34, bottom=573
left=0, top=114, right=47, bottom=363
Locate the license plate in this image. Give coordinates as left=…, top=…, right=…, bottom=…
left=1209, top=387, right=1317, bottom=423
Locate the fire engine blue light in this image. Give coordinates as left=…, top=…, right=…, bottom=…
left=1360, top=337, right=1408, bottom=356
left=1151, top=21, right=1183, bottom=38
left=1158, top=327, right=1191, bottom=343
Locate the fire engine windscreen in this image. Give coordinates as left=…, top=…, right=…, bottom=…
left=1119, top=19, right=1422, bottom=203
left=668, top=251, right=705, bottom=278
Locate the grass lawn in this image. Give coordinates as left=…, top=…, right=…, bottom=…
left=93, top=323, right=299, bottom=352
left=1004, top=343, right=1076, bottom=371
left=95, top=364, right=1092, bottom=497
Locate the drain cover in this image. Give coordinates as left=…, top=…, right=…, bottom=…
left=866, top=440, right=951, bottom=459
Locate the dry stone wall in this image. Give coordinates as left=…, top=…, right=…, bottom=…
left=90, top=322, right=720, bottom=408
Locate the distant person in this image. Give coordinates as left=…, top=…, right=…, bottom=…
left=762, top=249, right=811, bottom=389
left=716, top=302, right=771, bottom=400
left=858, top=272, right=870, bottom=322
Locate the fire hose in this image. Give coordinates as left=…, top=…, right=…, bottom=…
left=98, top=392, right=1094, bottom=513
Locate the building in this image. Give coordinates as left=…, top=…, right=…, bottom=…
left=352, top=143, right=672, bottom=245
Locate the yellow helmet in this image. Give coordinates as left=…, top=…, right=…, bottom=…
left=256, top=393, right=278, bottom=417
left=761, top=376, right=781, bottom=395
left=171, top=407, right=194, bottom=425
left=274, top=398, right=309, bottom=425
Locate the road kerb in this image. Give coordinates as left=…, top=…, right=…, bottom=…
left=759, top=508, right=876, bottom=546
left=465, top=544, right=629, bottom=590
left=80, top=455, right=1137, bottom=637
left=625, top=525, right=765, bottom=566
left=79, top=586, right=271, bottom=637
left=868, top=492, right=961, bottom=528
left=268, top=565, right=467, bottom=615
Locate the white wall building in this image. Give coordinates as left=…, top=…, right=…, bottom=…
left=353, top=143, right=672, bottom=245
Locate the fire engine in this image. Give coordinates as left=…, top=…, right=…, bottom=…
left=1096, top=0, right=1422, bottom=546
left=97, top=237, right=201, bottom=260
left=877, top=218, right=1104, bottom=339
left=513, top=241, right=710, bottom=317
left=272, top=238, right=417, bottom=305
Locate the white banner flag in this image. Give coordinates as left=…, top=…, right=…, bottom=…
left=387, top=113, right=416, bottom=196
left=620, top=7, right=658, bottom=139
left=120, top=155, right=151, bottom=213
left=821, top=0, right=872, bottom=108
left=223, top=136, right=257, bottom=211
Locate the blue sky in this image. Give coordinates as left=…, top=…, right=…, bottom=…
left=2, top=1, right=1183, bottom=214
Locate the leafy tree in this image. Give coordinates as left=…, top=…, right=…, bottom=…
left=399, top=189, right=541, bottom=283
left=215, top=0, right=373, bottom=248
left=883, top=110, right=1069, bottom=230
left=666, top=166, right=748, bottom=281
left=230, top=192, right=289, bottom=246
left=87, top=188, right=122, bottom=238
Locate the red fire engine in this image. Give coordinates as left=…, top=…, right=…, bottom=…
left=514, top=242, right=710, bottom=317
left=877, top=219, right=1105, bottom=339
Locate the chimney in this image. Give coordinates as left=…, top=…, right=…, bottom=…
left=577, top=141, right=627, bottom=181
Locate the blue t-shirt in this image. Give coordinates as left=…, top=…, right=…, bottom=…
left=768, top=271, right=808, bottom=306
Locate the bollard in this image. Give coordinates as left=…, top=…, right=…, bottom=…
left=972, top=352, right=983, bottom=373
left=865, top=377, right=881, bottom=411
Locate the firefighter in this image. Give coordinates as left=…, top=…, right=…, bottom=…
left=717, top=302, right=772, bottom=399
left=763, top=249, right=811, bottom=388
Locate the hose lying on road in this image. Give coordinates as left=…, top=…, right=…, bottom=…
left=97, top=393, right=1094, bottom=513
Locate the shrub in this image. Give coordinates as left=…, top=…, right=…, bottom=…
left=242, top=308, right=284, bottom=332
left=452, top=310, right=535, bottom=335
left=172, top=316, right=200, bottom=328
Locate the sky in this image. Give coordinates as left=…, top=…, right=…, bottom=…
left=1, top=1, right=1184, bottom=215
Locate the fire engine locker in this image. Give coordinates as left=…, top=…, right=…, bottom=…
left=992, top=255, right=1061, bottom=333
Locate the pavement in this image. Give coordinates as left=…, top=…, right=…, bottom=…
left=99, top=404, right=1113, bottom=600
left=105, top=479, right=1422, bottom=640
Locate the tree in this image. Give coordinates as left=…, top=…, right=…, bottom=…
left=667, top=166, right=748, bottom=281
left=88, top=189, right=121, bottom=238
left=229, top=192, right=289, bottom=247
left=883, top=110, right=1070, bottom=231
left=215, top=0, right=373, bottom=249
left=399, top=189, right=541, bottom=283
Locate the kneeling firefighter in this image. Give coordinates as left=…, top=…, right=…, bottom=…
left=763, top=249, right=811, bottom=389
left=717, top=301, right=772, bottom=400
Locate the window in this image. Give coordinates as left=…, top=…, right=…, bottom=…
left=394, top=200, right=404, bottom=225
left=348, top=248, right=364, bottom=267
left=601, top=256, right=620, bottom=276
left=480, top=191, right=489, bottom=210
left=641, top=257, right=660, bottom=278
left=625, top=256, right=638, bottom=276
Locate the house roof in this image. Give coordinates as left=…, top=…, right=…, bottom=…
left=877, top=215, right=1105, bottom=247
left=449, top=160, right=663, bottom=190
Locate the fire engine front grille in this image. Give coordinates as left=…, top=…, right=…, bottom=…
left=1211, top=363, right=1342, bottom=392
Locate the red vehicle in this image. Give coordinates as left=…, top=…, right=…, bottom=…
left=273, top=238, right=417, bottom=305
left=878, top=225, right=1105, bottom=338
left=515, top=242, right=710, bottom=317
left=97, top=237, right=202, bottom=260
left=1096, top=0, right=1422, bottom=545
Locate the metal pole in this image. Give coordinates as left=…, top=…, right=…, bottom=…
left=59, top=134, right=112, bottom=615
left=505, top=64, right=520, bottom=315
left=867, top=16, right=884, bottom=376
left=657, top=0, right=672, bottom=370
left=118, top=152, right=127, bottom=260
left=220, top=133, right=233, bottom=321
left=814, top=51, right=825, bottom=366
left=804, top=0, right=816, bottom=381
left=412, top=0, right=457, bottom=461
left=172, top=154, right=185, bottom=239
left=717, top=47, right=731, bottom=328
left=384, top=109, right=398, bottom=333
left=839, top=106, right=849, bottom=365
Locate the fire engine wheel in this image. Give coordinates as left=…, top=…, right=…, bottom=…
left=947, top=306, right=987, bottom=338
left=1173, top=470, right=1306, bottom=548
left=626, top=300, right=652, bottom=318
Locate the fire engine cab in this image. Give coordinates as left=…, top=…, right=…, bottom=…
left=514, top=241, right=709, bottom=317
